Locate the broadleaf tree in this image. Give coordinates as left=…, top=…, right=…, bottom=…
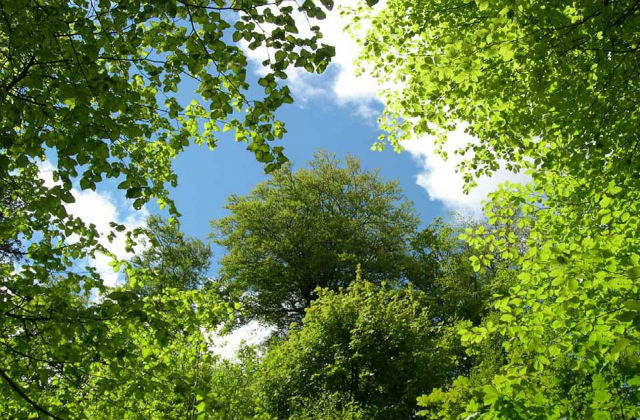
left=129, top=215, right=212, bottom=296
left=407, top=217, right=517, bottom=325
left=355, top=0, right=640, bottom=418
left=254, top=276, right=463, bottom=420
left=212, top=151, right=419, bottom=330
left=0, top=0, right=335, bottom=417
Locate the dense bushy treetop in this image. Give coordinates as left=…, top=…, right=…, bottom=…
left=254, top=277, right=459, bottom=420
left=213, top=151, right=418, bottom=329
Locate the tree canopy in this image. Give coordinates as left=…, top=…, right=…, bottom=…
left=213, top=151, right=419, bottom=329
left=254, top=276, right=460, bottom=420
left=129, top=215, right=212, bottom=295
left=3, top=0, right=640, bottom=418
left=356, top=0, right=640, bottom=418
left=359, top=0, right=640, bottom=188
left=0, top=0, right=335, bottom=416
left=407, top=217, right=516, bottom=325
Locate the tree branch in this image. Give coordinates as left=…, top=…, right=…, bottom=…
left=0, top=368, right=67, bottom=420
left=3, top=54, right=36, bottom=92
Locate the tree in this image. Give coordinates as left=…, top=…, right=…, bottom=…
left=417, top=180, right=640, bottom=419
left=1, top=1, right=336, bottom=415
left=73, top=219, right=230, bottom=420
left=212, top=151, right=419, bottom=329
left=357, top=0, right=640, bottom=190
left=204, top=346, right=265, bottom=420
left=254, top=276, right=463, bottom=420
left=129, top=216, right=212, bottom=295
left=0, top=181, right=24, bottom=264
left=0, top=213, right=230, bottom=419
left=80, top=288, right=229, bottom=420
left=407, top=217, right=516, bottom=325
left=355, top=1, right=640, bottom=418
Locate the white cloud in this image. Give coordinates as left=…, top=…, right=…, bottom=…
left=69, top=189, right=148, bottom=286
left=402, top=127, right=531, bottom=215
left=37, top=159, right=61, bottom=189
left=210, top=320, right=274, bottom=360
left=317, top=2, right=382, bottom=106
left=38, top=160, right=148, bottom=287
left=240, top=0, right=383, bottom=111
left=241, top=2, right=530, bottom=214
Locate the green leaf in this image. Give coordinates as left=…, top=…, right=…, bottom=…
left=626, top=266, right=640, bottom=279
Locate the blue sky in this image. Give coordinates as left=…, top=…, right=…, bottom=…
left=49, top=2, right=531, bottom=287
left=142, top=7, right=460, bottom=267
left=163, top=90, right=448, bottom=263
left=167, top=82, right=453, bottom=354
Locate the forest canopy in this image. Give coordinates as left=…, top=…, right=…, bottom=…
left=1, top=0, right=639, bottom=419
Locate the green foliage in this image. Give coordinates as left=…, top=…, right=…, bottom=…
left=0, top=282, right=229, bottom=419
left=213, top=151, right=419, bottom=329
left=357, top=0, right=640, bottom=418
left=0, top=210, right=231, bottom=419
left=407, top=217, right=517, bottom=325
left=434, top=176, right=640, bottom=419
left=6, top=0, right=639, bottom=417
left=204, top=347, right=265, bottom=420
left=287, top=393, right=365, bottom=420
left=73, top=218, right=222, bottom=418
left=82, top=288, right=228, bottom=420
left=417, top=308, right=516, bottom=420
left=254, top=278, right=463, bottom=420
left=0, top=185, right=24, bottom=264
left=1, top=0, right=335, bottom=416
left=358, top=0, right=640, bottom=190
left=130, top=215, right=212, bottom=295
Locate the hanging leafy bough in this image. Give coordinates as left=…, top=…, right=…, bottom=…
left=357, top=0, right=640, bottom=190
left=354, top=0, right=640, bottom=418
left=0, top=0, right=334, bottom=417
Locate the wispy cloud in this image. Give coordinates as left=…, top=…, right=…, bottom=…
left=210, top=320, right=274, bottom=360
left=240, top=1, right=529, bottom=214
left=38, top=160, right=148, bottom=286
